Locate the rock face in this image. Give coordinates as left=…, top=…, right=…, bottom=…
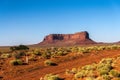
left=38, top=31, right=96, bottom=46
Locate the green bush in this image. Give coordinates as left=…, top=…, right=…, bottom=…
left=10, top=59, right=23, bottom=65
left=97, top=60, right=112, bottom=75
left=71, top=68, right=77, bottom=74
left=33, top=49, right=41, bottom=55
left=109, top=70, right=120, bottom=77
left=13, top=52, right=24, bottom=59
left=42, top=53, right=51, bottom=59
left=102, top=74, right=111, bottom=80
left=19, top=51, right=26, bottom=56
left=74, top=68, right=95, bottom=79
left=97, top=64, right=112, bottom=75
left=10, top=45, right=29, bottom=51
left=44, top=60, right=56, bottom=66
left=28, top=55, right=36, bottom=61
left=99, top=69, right=110, bottom=75
left=74, top=70, right=86, bottom=79
left=99, top=58, right=113, bottom=64
left=0, top=53, right=11, bottom=59
left=82, top=64, right=96, bottom=71
left=44, top=74, right=61, bottom=80
left=57, top=51, right=64, bottom=56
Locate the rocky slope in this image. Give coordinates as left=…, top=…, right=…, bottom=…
left=38, top=31, right=96, bottom=46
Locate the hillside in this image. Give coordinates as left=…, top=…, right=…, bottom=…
left=37, top=31, right=96, bottom=46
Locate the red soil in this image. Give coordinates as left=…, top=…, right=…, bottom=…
left=1, top=49, right=120, bottom=80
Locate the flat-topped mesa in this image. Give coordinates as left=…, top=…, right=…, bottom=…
left=39, top=31, right=96, bottom=45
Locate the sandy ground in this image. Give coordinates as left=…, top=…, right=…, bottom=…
left=1, top=49, right=120, bottom=80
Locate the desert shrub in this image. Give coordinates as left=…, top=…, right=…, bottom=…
left=10, top=46, right=16, bottom=52
left=74, top=67, right=95, bottom=79
left=82, top=49, right=90, bottom=53
left=42, top=53, right=51, bottom=59
left=72, top=57, right=120, bottom=80
left=102, top=74, right=111, bottom=80
left=97, top=58, right=113, bottom=75
left=71, top=47, right=79, bottom=53
left=97, top=63, right=112, bottom=69
left=99, top=58, right=113, bottom=64
left=28, top=54, right=36, bottom=61
left=74, top=70, right=86, bottom=79
left=111, top=45, right=119, bottom=49
left=57, top=51, right=64, bottom=56
left=33, top=49, right=41, bottom=55
left=13, top=52, right=22, bottom=59
left=26, top=51, right=32, bottom=56
left=62, top=51, right=68, bottom=55
left=99, top=69, right=110, bottom=75
left=87, top=70, right=96, bottom=77
left=65, top=69, right=70, bottom=74
left=82, top=64, right=96, bottom=71
left=10, top=45, right=29, bottom=51
left=20, top=51, right=26, bottom=56
left=44, top=60, right=56, bottom=66
left=71, top=68, right=77, bottom=74
left=97, top=46, right=106, bottom=51
left=10, top=59, right=23, bottom=65
left=44, top=74, right=61, bottom=80
left=51, top=54, right=57, bottom=58
left=0, top=53, right=11, bottom=59
left=97, top=64, right=112, bottom=75
left=109, top=70, right=120, bottom=77
left=78, top=48, right=90, bottom=54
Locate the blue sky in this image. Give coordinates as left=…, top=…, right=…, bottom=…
left=0, top=0, right=120, bottom=46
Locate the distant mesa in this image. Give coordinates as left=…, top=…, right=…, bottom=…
left=37, top=31, right=96, bottom=46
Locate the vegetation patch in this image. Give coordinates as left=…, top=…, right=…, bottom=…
left=10, top=59, right=23, bottom=65
left=0, top=53, right=11, bottom=59
left=65, top=57, right=120, bottom=80
left=44, top=60, right=57, bottom=66
left=44, top=74, right=61, bottom=80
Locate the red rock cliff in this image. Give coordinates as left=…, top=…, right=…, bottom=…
left=39, top=31, right=96, bottom=46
